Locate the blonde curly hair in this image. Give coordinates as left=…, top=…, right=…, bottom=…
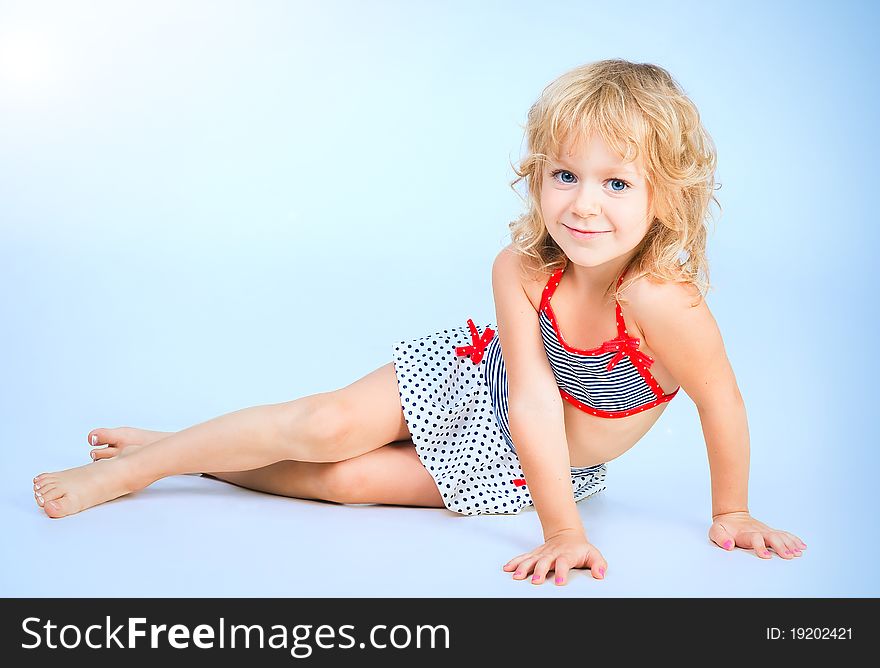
left=508, top=59, right=721, bottom=305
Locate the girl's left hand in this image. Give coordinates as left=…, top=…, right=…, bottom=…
left=709, top=511, right=807, bottom=559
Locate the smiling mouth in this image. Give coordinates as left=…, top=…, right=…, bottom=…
left=563, top=224, right=610, bottom=235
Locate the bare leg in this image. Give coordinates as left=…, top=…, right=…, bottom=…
left=32, top=398, right=320, bottom=518
left=33, top=362, right=412, bottom=518
left=40, top=426, right=443, bottom=509
left=203, top=442, right=444, bottom=509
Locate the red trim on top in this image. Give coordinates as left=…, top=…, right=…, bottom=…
left=559, top=386, right=679, bottom=418
left=541, top=265, right=681, bottom=407
left=540, top=267, right=643, bottom=355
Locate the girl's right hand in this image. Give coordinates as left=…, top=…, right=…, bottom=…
left=502, top=528, right=607, bottom=585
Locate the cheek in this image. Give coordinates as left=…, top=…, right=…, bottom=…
left=538, top=190, right=556, bottom=213
left=617, top=200, right=650, bottom=229
left=540, top=182, right=567, bottom=204
left=539, top=200, right=560, bottom=227
left=619, top=218, right=652, bottom=248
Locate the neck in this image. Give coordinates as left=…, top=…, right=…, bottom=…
left=564, top=255, right=633, bottom=303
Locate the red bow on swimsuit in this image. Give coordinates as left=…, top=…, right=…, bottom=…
left=598, top=336, right=654, bottom=372
left=455, top=318, right=495, bottom=364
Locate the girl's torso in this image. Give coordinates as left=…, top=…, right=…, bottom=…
left=520, top=265, right=680, bottom=468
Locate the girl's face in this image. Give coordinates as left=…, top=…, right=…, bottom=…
left=540, top=132, right=652, bottom=270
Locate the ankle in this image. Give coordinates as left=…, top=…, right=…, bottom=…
left=105, top=455, right=152, bottom=492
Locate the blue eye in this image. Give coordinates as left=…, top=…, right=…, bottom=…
left=549, top=170, right=632, bottom=192
left=551, top=169, right=577, bottom=185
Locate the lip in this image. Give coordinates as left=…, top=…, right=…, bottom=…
left=563, top=224, right=610, bottom=239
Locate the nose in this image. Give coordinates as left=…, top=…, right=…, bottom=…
left=570, top=184, right=602, bottom=219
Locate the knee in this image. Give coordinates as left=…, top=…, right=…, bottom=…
left=279, top=393, right=354, bottom=462
left=318, top=460, right=370, bottom=504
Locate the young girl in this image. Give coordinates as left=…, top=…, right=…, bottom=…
left=32, top=59, right=806, bottom=585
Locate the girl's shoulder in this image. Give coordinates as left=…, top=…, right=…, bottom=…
left=620, top=272, right=709, bottom=338
left=496, top=244, right=557, bottom=314
left=520, top=264, right=558, bottom=314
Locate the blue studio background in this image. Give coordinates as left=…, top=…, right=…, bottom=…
left=1, top=0, right=877, bottom=597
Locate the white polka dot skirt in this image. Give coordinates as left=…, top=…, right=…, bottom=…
left=391, top=318, right=608, bottom=516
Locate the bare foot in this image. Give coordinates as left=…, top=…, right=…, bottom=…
left=86, top=426, right=173, bottom=462
left=32, top=457, right=141, bottom=518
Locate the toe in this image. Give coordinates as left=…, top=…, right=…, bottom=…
left=89, top=427, right=131, bottom=448
left=44, top=497, right=73, bottom=518
left=34, top=492, right=44, bottom=507
left=88, top=428, right=116, bottom=448
left=92, top=446, right=119, bottom=461
left=88, top=429, right=106, bottom=447
left=40, top=486, right=65, bottom=503
left=35, top=482, right=57, bottom=495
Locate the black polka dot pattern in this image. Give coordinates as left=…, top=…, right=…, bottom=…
left=391, top=320, right=608, bottom=516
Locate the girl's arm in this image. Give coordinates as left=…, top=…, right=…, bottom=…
left=508, top=402, right=581, bottom=539
left=628, top=278, right=749, bottom=518
left=492, top=248, right=608, bottom=582
left=492, top=247, right=585, bottom=537
left=629, top=278, right=807, bottom=558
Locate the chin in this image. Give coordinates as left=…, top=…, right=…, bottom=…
left=556, top=244, right=612, bottom=267
left=564, top=254, right=614, bottom=269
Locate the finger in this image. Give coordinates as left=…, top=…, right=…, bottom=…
left=512, top=557, right=539, bottom=580
left=554, top=557, right=571, bottom=586
left=783, top=532, right=807, bottom=551
left=777, top=535, right=802, bottom=557
left=776, top=531, right=801, bottom=559
left=531, top=557, right=554, bottom=584
left=764, top=533, right=794, bottom=559
left=750, top=533, right=771, bottom=559
left=502, top=553, right=532, bottom=572
left=709, top=522, right=736, bottom=551
left=585, top=549, right=607, bottom=579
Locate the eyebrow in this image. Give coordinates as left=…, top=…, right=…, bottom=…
left=550, top=157, right=640, bottom=176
